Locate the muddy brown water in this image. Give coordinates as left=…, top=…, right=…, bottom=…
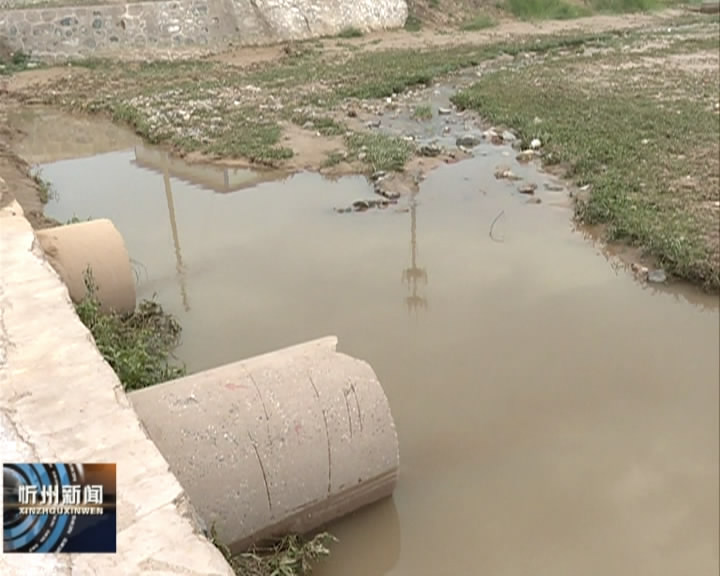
left=20, top=110, right=720, bottom=575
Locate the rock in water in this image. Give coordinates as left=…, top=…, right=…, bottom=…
left=648, top=269, right=667, bottom=284
left=456, top=134, right=482, bottom=148
left=419, top=143, right=442, bottom=157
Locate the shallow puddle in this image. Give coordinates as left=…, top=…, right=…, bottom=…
left=31, top=118, right=720, bottom=575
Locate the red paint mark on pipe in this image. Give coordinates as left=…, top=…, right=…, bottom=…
left=224, top=382, right=247, bottom=391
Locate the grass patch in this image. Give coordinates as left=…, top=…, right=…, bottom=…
left=505, top=0, right=667, bottom=19
left=31, top=171, right=54, bottom=204
left=211, top=525, right=335, bottom=576
left=67, top=56, right=111, bottom=70
left=452, top=51, right=720, bottom=288
left=111, top=103, right=159, bottom=143
left=404, top=14, right=423, bottom=31
left=0, top=48, right=35, bottom=76
left=337, top=27, right=364, bottom=38
left=504, top=0, right=592, bottom=20
left=461, top=14, right=498, bottom=30
left=76, top=269, right=186, bottom=390
left=345, top=132, right=415, bottom=172
left=412, top=104, right=434, bottom=120
left=589, top=0, right=664, bottom=11
left=323, top=151, right=347, bottom=167
left=206, top=117, right=294, bottom=165
left=325, top=32, right=626, bottom=101
left=292, top=114, right=346, bottom=136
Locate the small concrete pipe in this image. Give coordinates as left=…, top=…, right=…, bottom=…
left=129, top=336, right=400, bottom=553
left=35, top=219, right=136, bottom=314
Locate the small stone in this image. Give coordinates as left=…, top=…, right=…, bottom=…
left=544, top=183, right=564, bottom=191
left=347, top=109, right=357, bottom=118
left=386, top=97, right=392, bottom=104
left=483, top=129, right=498, bottom=140
left=353, top=200, right=370, bottom=211
left=438, top=107, right=452, bottom=115
left=302, top=121, right=314, bottom=129
left=530, top=138, right=542, bottom=150
left=366, top=119, right=381, bottom=128
left=371, top=171, right=386, bottom=181
left=456, top=134, right=482, bottom=148
left=375, top=185, right=400, bottom=200
left=443, top=126, right=451, bottom=135
left=631, top=263, right=649, bottom=280
left=502, top=130, right=517, bottom=143
left=526, top=197, right=542, bottom=204
left=516, top=150, right=535, bottom=163
left=419, top=143, right=442, bottom=157
left=518, top=183, right=537, bottom=195
left=358, top=152, right=367, bottom=161
left=647, top=269, right=667, bottom=284
left=494, top=167, right=522, bottom=181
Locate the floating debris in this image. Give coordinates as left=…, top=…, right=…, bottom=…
left=648, top=269, right=667, bottom=284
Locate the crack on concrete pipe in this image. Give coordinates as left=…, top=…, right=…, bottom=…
left=308, top=373, right=333, bottom=495
left=129, top=336, right=400, bottom=552
left=248, top=431, right=273, bottom=511
left=350, top=381, right=364, bottom=432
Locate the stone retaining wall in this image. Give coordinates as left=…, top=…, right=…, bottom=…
left=0, top=0, right=408, bottom=61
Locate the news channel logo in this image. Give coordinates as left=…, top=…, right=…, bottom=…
left=3, top=463, right=116, bottom=553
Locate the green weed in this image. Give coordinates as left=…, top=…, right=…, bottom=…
left=75, top=268, right=186, bottom=390
left=345, top=132, right=415, bottom=172
left=211, top=523, right=336, bottom=576
left=413, top=104, right=434, bottom=120
left=337, top=27, right=364, bottom=38
left=460, top=15, right=498, bottom=30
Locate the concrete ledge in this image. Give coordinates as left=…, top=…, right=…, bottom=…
left=0, top=192, right=235, bottom=574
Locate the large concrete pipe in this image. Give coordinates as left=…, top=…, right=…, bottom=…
left=35, top=219, right=136, bottom=315
left=129, top=336, right=400, bottom=553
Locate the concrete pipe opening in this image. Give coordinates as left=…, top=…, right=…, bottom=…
left=35, top=219, right=136, bottom=314
left=129, top=336, right=400, bottom=554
